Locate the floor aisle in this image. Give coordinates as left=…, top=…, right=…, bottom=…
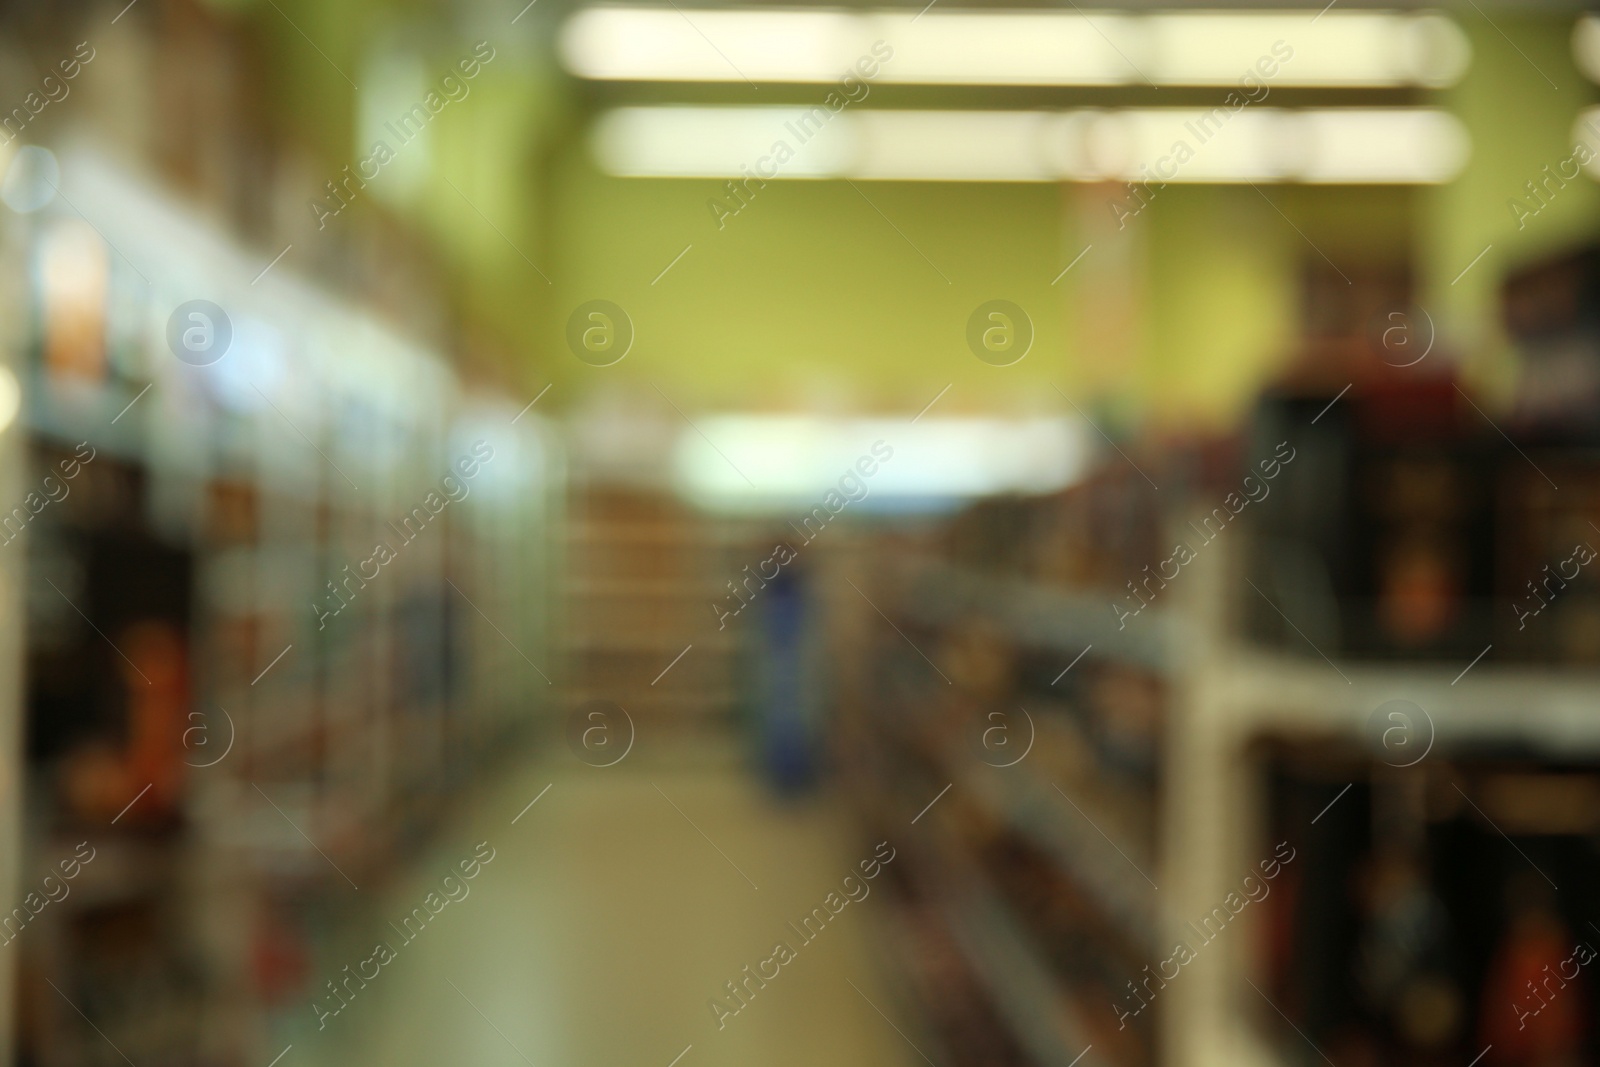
left=291, top=749, right=919, bottom=1067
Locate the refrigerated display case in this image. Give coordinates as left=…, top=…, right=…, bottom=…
left=1, top=151, right=558, bottom=1067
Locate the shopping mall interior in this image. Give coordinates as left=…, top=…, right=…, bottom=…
left=2, top=1, right=1599, bottom=1066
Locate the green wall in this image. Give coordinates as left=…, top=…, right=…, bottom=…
left=1422, top=14, right=1600, bottom=398
left=545, top=166, right=1081, bottom=415
left=541, top=150, right=1414, bottom=428
left=243, top=2, right=1600, bottom=427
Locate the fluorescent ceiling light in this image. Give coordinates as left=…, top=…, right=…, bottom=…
left=853, top=111, right=1060, bottom=182
left=593, top=107, right=1469, bottom=184
left=593, top=107, right=849, bottom=178
left=1293, top=109, right=1469, bottom=184
left=1576, top=15, right=1600, bottom=84
left=673, top=416, right=1090, bottom=513
left=561, top=7, right=1469, bottom=88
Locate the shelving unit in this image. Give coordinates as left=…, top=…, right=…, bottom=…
left=1166, top=542, right=1600, bottom=1067
left=839, top=469, right=1171, bottom=1067
left=2, top=154, right=558, bottom=1067
left=937, top=869, right=1105, bottom=1067
left=895, top=561, right=1169, bottom=672
left=843, top=423, right=1600, bottom=1067
left=562, top=486, right=783, bottom=742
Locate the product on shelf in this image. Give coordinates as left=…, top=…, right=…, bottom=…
left=1258, top=743, right=1600, bottom=1067
left=11, top=158, right=556, bottom=1067
left=1501, top=244, right=1600, bottom=441
left=840, top=459, right=1169, bottom=1067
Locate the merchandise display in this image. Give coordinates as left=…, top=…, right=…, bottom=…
left=6, top=160, right=555, bottom=1067
left=1261, top=746, right=1600, bottom=1066
left=841, top=467, right=1169, bottom=1067
left=0, top=3, right=1594, bottom=1067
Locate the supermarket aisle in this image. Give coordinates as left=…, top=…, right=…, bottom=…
left=291, top=749, right=918, bottom=1067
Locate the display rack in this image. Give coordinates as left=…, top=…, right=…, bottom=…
left=844, top=435, right=1600, bottom=1067
left=839, top=468, right=1170, bottom=1067
left=2, top=152, right=558, bottom=1067
left=1166, top=538, right=1600, bottom=1067
left=562, top=490, right=752, bottom=742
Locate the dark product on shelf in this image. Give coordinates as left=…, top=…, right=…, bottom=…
left=843, top=466, right=1169, bottom=1067
left=7, top=131, right=555, bottom=1067
left=1087, top=665, right=1162, bottom=785
left=1372, top=454, right=1482, bottom=651
left=1246, top=380, right=1499, bottom=660
left=60, top=898, right=200, bottom=1065
left=1493, top=458, right=1600, bottom=664
left=1261, top=746, right=1600, bottom=1067
left=24, top=451, right=194, bottom=827
left=944, top=495, right=1042, bottom=577
left=1351, top=848, right=1464, bottom=1055
left=945, top=466, right=1164, bottom=597
left=1477, top=876, right=1591, bottom=1065
left=883, top=896, right=1034, bottom=1067
left=61, top=620, right=189, bottom=827
left=1501, top=245, right=1600, bottom=442
left=250, top=901, right=311, bottom=1008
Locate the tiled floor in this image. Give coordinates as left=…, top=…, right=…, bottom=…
left=290, top=748, right=918, bottom=1067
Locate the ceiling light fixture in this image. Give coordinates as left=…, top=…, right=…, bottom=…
left=673, top=416, right=1091, bottom=511
left=1574, top=15, right=1600, bottom=84
left=561, top=7, right=1469, bottom=88
left=592, top=107, right=1470, bottom=184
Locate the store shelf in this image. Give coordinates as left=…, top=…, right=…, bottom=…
left=565, top=522, right=748, bottom=545
left=896, top=562, right=1170, bottom=672
left=905, top=802, right=1111, bottom=1067
left=960, top=759, right=1162, bottom=959
left=898, top=719, right=1160, bottom=960
left=943, top=884, right=1107, bottom=1067
left=865, top=899, right=963, bottom=1067
left=564, top=688, right=736, bottom=708
left=6, top=152, right=560, bottom=1067
left=563, top=635, right=735, bottom=653
left=1206, top=647, right=1600, bottom=751
left=848, top=467, right=1171, bottom=1067
left=567, top=577, right=723, bottom=596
